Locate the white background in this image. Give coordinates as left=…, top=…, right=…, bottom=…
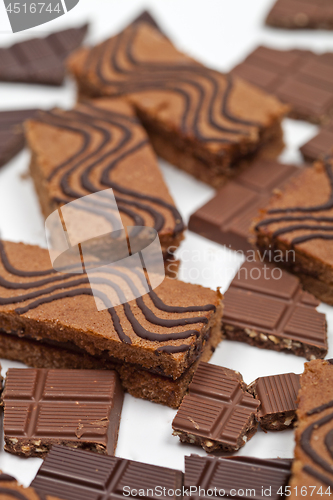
left=0, top=0, right=332, bottom=487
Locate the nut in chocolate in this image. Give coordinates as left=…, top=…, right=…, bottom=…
left=45, top=188, right=165, bottom=311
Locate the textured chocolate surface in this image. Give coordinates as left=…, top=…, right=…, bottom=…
left=188, top=159, right=299, bottom=251
left=184, top=455, right=292, bottom=500
left=223, top=261, right=327, bottom=359
left=266, top=0, right=333, bottom=30
left=0, top=24, right=88, bottom=85
left=2, top=368, right=124, bottom=457
left=0, top=472, right=59, bottom=499
left=68, top=13, right=287, bottom=187
left=31, top=445, right=182, bottom=500
left=289, top=359, right=333, bottom=496
left=300, top=122, right=333, bottom=162
left=248, top=372, right=301, bottom=431
left=231, top=46, right=333, bottom=123
left=172, top=362, right=259, bottom=452
left=255, top=157, right=333, bottom=305
left=0, top=109, right=39, bottom=168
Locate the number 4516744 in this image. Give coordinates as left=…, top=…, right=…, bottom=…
left=277, top=485, right=331, bottom=496
left=6, top=3, right=61, bottom=14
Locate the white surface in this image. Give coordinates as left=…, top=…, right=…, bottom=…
left=0, top=0, right=332, bottom=487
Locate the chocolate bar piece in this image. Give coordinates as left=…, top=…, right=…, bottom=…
left=68, top=14, right=287, bottom=188
left=2, top=368, right=123, bottom=458
left=172, top=362, right=259, bottom=452
left=255, top=157, right=333, bottom=306
left=289, top=359, right=333, bottom=496
left=188, top=159, right=299, bottom=251
left=0, top=240, right=222, bottom=408
left=266, top=0, right=333, bottom=30
left=248, top=372, right=301, bottom=431
left=0, top=109, right=39, bottom=169
left=223, top=260, right=327, bottom=359
left=25, top=98, right=185, bottom=270
left=0, top=472, right=59, bottom=500
left=184, top=455, right=292, bottom=500
left=231, top=46, right=333, bottom=124
left=31, top=445, right=182, bottom=500
left=300, top=122, right=333, bottom=162
left=0, top=24, right=88, bottom=85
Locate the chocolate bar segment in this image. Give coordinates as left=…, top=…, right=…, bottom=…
left=185, top=455, right=292, bottom=500
left=0, top=24, right=88, bottom=85
left=231, top=46, right=333, bottom=124
left=255, top=157, right=333, bottom=306
left=188, top=159, right=299, bottom=251
left=223, top=260, right=327, bottom=359
left=25, top=98, right=185, bottom=267
left=266, top=0, right=333, bottom=30
left=31, top=445, right=183, bottom=500
left=68, top=15, right=287, bottom=187
left=0, top=109, right=39, bottom=168
left=0, top=240, right=222, bottom=407
left=248, top=372, right=301, bottom=431
left=300, top=122, right=333, bottom=162
left=2, top=368, right=124, bottom=457
left=0, top=472, right=60, bottom=499
left=172, top=362, right=259, bottom=452
left=289, top=359, right=333, bottom=497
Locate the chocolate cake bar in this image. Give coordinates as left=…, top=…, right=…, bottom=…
left=0, top=24, right=88, bottom=85
left=255, top=157, right=333, bottom=305
left=0, top=109, right=39, bottom=169
left=2, top=368, right=123, bottom=458
left=0, top=240, right=222, bottom=408
left=184, top=455, right=292, bottom=500
left=31, top=445, right=182, bottom=500
left=300, top=122, right=333, bottom=162
left=231, top=46, right=333, bottom=124
left=68, top=14, right=287, bottom=187
left=172, top=362, right=259, bottom=452
left=248, top=372, right=301, bottom=431
left=0, top=472, right=59, bottom=500
left=188, top=159, right=299, bottom=251
left=266, top=0, right=333, bottom=30
left=223, top=261, right=327, bottom=359
left=25, top=98, right=185, bottom=271
left=289, top=359, right=333, bottom=496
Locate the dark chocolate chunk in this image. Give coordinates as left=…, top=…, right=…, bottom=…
left=223, top=260, right=327, bottom=360
left=231, top=46, right=333, bottom=123
left=172, top=361, right=259, bottom=452
left=266, top=0, right=333, bottom=30
left=0, top=24, right=88, bottom=85
left=188, top=159, right=300, bottom=252
left=248, top=372, right=301, bottom=431
left=31, top=445, right=183, bottom=500
left=184, top=454, right=292, bottom=500
left=300, top=122, right=333, bottom=162
left=0, top=109, right=39, bottom=168
left=0, top=473, right=52, bottom=500
left=2, top=368, right=124, bottom=457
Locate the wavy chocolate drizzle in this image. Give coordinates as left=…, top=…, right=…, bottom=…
left=0, top=241, right=215, bottom=352
left=34, top=105, right=184, bottom=236
left=256, top=158, right=333, bottom=246
left=82, top=20, right=263, bottom=143
left=299, top=398, right=333, bottom=487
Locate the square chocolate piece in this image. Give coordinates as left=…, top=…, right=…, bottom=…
left=172, top=361, right=259, bottom=452
left=188, top=159, right=300, bottom=251
left=2, top=368, right=124, bottom=458
left=248, top=372, right=301, bottom=431
left=31, top=445, right=183, bottom=500
left=300, top=122, right=333, bottom=163
left=255, top=157, right=333, bottom=306
left=68, top=14, right=287, bottom=187
left=223, top=260, right=327, bottom=359
left=231, top=46, right=333, bottom=124
left=266, top=0, right=333, bottom=30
